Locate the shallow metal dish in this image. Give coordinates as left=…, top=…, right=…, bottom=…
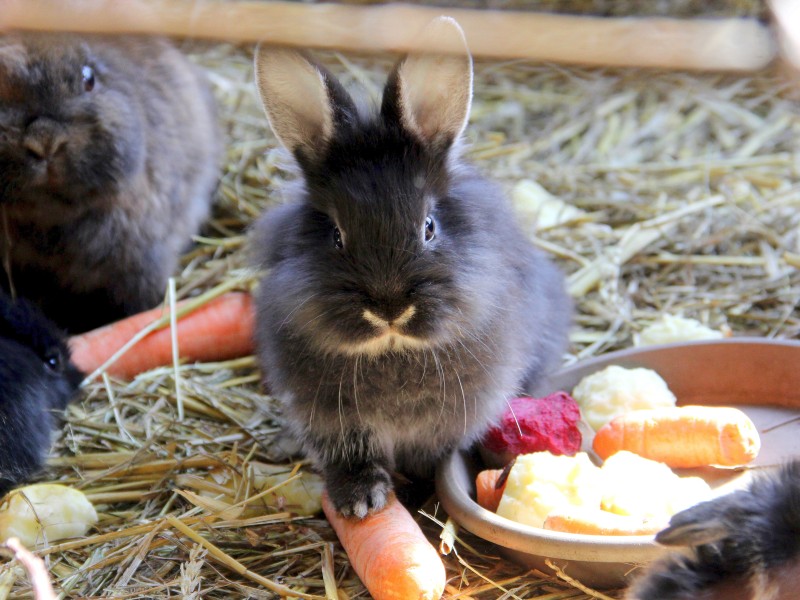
left=435, top=338, right=800, bottom=589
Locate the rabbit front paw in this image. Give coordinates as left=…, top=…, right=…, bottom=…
left=326, top=464, right=393, bottom=519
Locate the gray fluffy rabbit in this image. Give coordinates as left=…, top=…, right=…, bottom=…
left=252, top=17, right=571, bottom=518
left=0, top=32, right=222, bottom=333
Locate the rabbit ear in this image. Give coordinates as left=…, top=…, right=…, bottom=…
left=655, top=518, right=731, bottom=547
left=254, top=46, right=354, bottom=164
left=654, top=495, right=743, bottom=547
left=381, top=16, right=473, bottom=150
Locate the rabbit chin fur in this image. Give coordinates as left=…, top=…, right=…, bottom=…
left=252, top=17, right=571, bottom=518
left=626, top=461, right=800, bottom=600
left=0, top=32, right=222, bottom=333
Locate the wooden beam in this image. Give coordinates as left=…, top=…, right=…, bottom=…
left=0, top=0, right=777, bottom=72
left=770, top=0, right=800, bottom=70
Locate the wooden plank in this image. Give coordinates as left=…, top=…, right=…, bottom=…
left=0, top=0, right=777, bottom=71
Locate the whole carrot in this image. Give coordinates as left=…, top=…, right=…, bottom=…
left=322, top=492, right=446, bottom=600
left=592, top=405, right=760, bottom=468
left=68, top=292, right=255, bottom=380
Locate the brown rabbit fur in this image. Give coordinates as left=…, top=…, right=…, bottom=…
left=0, top=32, right=222, bottom=332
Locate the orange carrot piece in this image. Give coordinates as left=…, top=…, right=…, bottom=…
left=322, top=492, right=446, bottom=600
left=592, top=405, right=761, bottom=468
left=475, top=469, right=506, bottom=512
left=543, top=508, right=665, bottom=536
left=68, top=292, right=255, bottom=380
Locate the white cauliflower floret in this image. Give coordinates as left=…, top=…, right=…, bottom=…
left=496, top=452, right=602, bottom=528
left=0, top=484, right=98, bottom=548
left=572, top=365, right=676, bottom=431
left=636, top=315, right=723, bottom=347
left=600, top=451, right=711, bottom=520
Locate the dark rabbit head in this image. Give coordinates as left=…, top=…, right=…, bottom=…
left=627, top=461, right=800, bottom=600
left=0, top=32, right=145, bottom=210
left=0, top=32, right=221, bottom=332
left=253, top=18, right=527, bottom=358
left=0, top=292, right=82, bottom=492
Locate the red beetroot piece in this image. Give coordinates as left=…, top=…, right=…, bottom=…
left=482, top=392, right=582, bottom=458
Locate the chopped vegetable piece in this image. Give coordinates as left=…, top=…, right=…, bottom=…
left=593, top=405, right=761, bottom=468
left=572, top=365, right=676, bottom=430
left=0, top=484, right=98, bottom=548
left=482, top=393, right=582, bottom=459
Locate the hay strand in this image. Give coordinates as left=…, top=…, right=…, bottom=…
left=166, top=516, right=322, bottom=599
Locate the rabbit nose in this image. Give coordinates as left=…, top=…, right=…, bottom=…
left=23, top=117, right=68, bottom=160
left=365, top=303, right=416, bottom=327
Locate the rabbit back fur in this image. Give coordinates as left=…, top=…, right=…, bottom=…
left=0, top=32, right=221, bottom=332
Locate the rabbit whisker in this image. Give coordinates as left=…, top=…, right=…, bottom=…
left=453, top=369, right=467, bottom=436
left=300, top=306, right=339, bottom=330
left=353, top=354, right=363, bottom=424
left=277, top=292, right=320, bottom=333
left=456, top=338, right=492, bottom=380
left=308, top=356, right=333, bottom=426
left=430, top=348, right=448, bottom=427
left=337, top=364, right=347, bottom=443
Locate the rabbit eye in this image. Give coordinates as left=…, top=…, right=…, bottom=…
left=332, top=226, right=344, bottom=250
left=424, top=216, right=435, bottom=242
left=44, top=349, right=64, bottom=372
left=81, top=65, right=95, bottom=92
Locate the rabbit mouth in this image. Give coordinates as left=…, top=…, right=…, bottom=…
left=24, top=159, right=65, bottom=191
left=345, top=331, right=429, bottom=356
left=340, top=306, right=428, bottom=356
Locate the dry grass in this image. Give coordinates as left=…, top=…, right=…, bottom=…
left=3, top=1, right=800, bottom=598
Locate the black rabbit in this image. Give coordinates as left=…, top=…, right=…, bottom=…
left=252, top=17, right=571, bottom=518
left=626, top=461, right=800, bottom=600
left=0, top=32, right=222, bottom=333
left=0, top=292, right=82, bottom=493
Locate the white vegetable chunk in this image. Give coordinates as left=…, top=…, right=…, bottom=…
left=0, top=484, right=98, bottom=548
left=572, top=365, right=677, bottom=430
left=636, top=314, right=723, bottom=346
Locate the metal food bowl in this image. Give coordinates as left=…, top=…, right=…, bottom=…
left=435, top=338, right=800, bottom=589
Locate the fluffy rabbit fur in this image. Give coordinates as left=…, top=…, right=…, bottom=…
left=0, top=292, right=82, bottom=493
left=627, top=461, right=800, bottom=600
left=252, top=18, right=571, bottom=518
left=0, top=32, right=221, bottom=333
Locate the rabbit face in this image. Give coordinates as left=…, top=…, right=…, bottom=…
left=0, top=32, right=222, bottom=333
left=0, top=34, right=144, bottom=212
left=0, top=293, right=82, bottom=492
left=274, top=127, right=493, bottom=358
left=254, top=24, right=502, bottom=360
left=0, top=291, right=83, bottom=393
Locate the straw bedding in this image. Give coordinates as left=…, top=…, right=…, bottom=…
left=2, top=1, right=799, bottom=598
